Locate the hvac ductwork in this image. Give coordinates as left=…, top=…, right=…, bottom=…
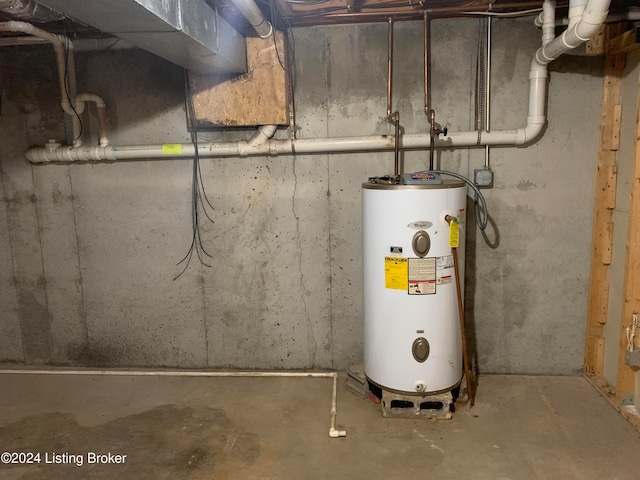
left=37, top=0, right=247, bottom=74
left=0, top=0, right=63, bottom=23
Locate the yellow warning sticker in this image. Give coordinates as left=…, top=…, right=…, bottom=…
left=385, top=256, right=408, bottom=290
left=162, top=144, right=182, bottom=155
left=449, top=218, right=459, bottom=248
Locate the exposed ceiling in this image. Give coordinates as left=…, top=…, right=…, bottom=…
left=0, top=0, right=638, bottom=75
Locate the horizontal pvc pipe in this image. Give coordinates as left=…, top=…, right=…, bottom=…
left=27, top=127, right=547, bottom=163
left=23, top=0, right=609, bottom=164
left=0, top=368, right=346, bottom=438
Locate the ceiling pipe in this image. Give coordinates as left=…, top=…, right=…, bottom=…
left=25, top=0, right=611, bottom=164
left=0, top=20, right=109, bottom=147
left=0, top=0, right=63, bottom=23
left=229, top=0, right=273, bottom=38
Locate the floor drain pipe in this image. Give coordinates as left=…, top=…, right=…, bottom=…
left=0, top=368, right=347, bottom=439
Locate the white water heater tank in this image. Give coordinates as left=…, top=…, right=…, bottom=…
left=362, top=180, right=466, bottom=394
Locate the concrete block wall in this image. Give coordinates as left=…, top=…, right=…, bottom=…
left=0, top=17, right=602, bottom=373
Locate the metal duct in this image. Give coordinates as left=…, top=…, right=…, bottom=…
left=38, top=0, right=247, bottom=74
left=0, top=0, right=63, bottom=22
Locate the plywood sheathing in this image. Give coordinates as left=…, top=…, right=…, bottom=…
left=585, top=24, right=626, bottom=377
left=188, top=31, right=287, bottom=127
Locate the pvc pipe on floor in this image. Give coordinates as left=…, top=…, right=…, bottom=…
left=0, top=368, right=347, bottom=438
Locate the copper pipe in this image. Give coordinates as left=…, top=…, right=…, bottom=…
left=429, top=109, right=435, bottom=170
left=423, top=12, right=430, bottom=116
left=445, top=214, right=476, bottom=408
left=283, top=2, right=548, bottom=27
left=393, top=111, right=400, bottom=176
left=387, top=18, right=393, bottom=117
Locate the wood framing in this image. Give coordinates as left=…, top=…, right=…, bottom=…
left=614, top=61, right=640, bottom=405
left=585, top=374, right=640, bottom=432
left=584, top=24, right=626, bottom=376
left=610, top=27, right=640, bottom=56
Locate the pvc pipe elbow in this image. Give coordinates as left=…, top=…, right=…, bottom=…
left=329, top=428, right=347, bottom=438
left=534, top=12, right=544, bottom=28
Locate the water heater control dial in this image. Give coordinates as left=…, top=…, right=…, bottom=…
left=412, top=230, right=431, bottom=258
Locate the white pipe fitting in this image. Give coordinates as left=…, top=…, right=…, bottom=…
left=229, top=0, right=273, bottom=39
left=22, top=0, right=612, bottom=163
left=0, top=21, right=114, bottom=148
left=0, top=368, right=346, bottom=439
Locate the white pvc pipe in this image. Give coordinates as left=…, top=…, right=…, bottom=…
left=0, top=20, right=82, bottom=146
left=0, top=368, right=347, bottom=438
left=229, top=0, right=273, bottom=38
left=24, top=0, right=611, bottom=164
left=247, top=124, right=278, bottom=146
left=26, top=128, right=545, bottom=163
left=75, top=93, right=109, bottom=147
left=0, top=21, right=111, bottom=148
left=536, top=0, right=610, bottom=65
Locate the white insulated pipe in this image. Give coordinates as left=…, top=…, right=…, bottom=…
left=24, top=0, right=611, bottom=164
left=0, top=368, right=347, bottom=438
left=229, top=0, right=273, bottom=38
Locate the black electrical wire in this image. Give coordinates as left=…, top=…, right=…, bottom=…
left=62, top=36, right=83, bottom=146
left=173, top=71, right=216, bottom=281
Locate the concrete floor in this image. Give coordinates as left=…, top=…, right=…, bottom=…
left=0, top=373, right=639, bottom=479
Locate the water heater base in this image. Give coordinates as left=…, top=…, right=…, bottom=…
left=381, top=389, right=453, bottom=420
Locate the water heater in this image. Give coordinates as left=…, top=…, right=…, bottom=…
left=362, top=180, right=466, bottom=395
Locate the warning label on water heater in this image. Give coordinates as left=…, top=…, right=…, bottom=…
left=408, top=257, right=436, bottom=295
left=385, top=256, right=408, bottom=290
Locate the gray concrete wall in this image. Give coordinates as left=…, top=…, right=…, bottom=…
left=0, top=18, right=602, bottom=373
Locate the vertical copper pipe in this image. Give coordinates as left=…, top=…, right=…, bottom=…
left=423, top=12, right=430, bottom=116
left=445, top=214, right=476, bottom=408
left=393, top=111, right=400, bottom=176
left=387, top=18, right=393, bottom=117
left=429, top=109, right=435, bottom=171
left=453, top=246, right=475, bottom=407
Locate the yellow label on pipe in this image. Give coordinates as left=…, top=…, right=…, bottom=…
left=162, top=144, right=182, bottom=155
left=449, top=218, right=459, bottom=248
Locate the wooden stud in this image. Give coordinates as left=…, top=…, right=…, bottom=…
left=585, top=374, right=640, bottom=433
left=584, top=24, right=626, bottom=374
left=615, top=73, right=640, bottom=403
left=586, top=25, right=607, bottom=55
left=600, top=221, right=613, bottom=266
left=605, top=165, right=618, bottom=209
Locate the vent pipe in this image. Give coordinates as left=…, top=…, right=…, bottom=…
left=229, top=0, right=273, bottom=38
left=0, top=20, right=109, bottom=147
